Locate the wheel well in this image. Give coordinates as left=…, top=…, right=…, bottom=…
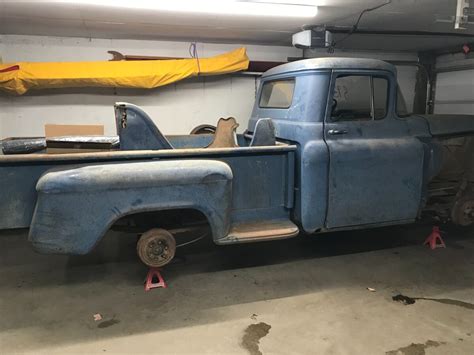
left=111, top=208, right=211, bottom=235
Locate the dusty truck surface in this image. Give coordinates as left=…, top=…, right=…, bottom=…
left=1, top=58, right=473, bottom=267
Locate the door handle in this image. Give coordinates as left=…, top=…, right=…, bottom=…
left=328, top=129, right=348, bottom=135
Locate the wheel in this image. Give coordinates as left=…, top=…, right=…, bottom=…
left=137, top=228, right=176, bottom=267
left=451, top=194, right=474, bottom=227
left=190, top=124, right=216, bottom=135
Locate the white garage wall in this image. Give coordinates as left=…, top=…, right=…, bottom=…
left=0, top=76, right=260, bottom=139
left=0, top=35, right=418, bottom=139
left=0, top=35, right=300, bottom=139
left=434, top=53, right=474, bottom=115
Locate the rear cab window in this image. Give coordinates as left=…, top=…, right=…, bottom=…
left=259, top=79, right=295, bottom=109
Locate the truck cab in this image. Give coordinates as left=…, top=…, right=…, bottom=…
left=248, top=58, right=473, bottom=233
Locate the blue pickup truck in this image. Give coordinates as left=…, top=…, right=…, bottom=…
left=1, top=58, right=473, bottom=267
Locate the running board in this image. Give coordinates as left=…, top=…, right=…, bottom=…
left=217, top=219, right=299, bottom=245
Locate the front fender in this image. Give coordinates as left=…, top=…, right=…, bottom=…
left=29, top=159, right=233, bottom=254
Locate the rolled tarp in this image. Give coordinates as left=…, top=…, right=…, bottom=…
left=0, top=47, right=249, bottom=95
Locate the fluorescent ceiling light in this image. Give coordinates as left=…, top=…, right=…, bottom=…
left=58, top=0, right=318, bottom=18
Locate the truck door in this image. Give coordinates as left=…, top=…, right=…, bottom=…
left=324, top=71, right=424, bottom=228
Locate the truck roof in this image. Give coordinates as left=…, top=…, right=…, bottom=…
left=262, top=57, right=396, bottom=78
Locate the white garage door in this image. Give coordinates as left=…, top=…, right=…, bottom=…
left=435, top=69, right=474, bottom=115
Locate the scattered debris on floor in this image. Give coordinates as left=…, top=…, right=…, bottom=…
left=392, top=294, right=416, bottom=305
left=367, top=287, right=376, bottom=292
left=241, top=322, right=271, bottom=355
left=93, top=313, right=103, bottom=321
left=97, top=318, right=120, bottom=329
left=251, top=313, right=258, bottom=320
left=386, top=339, right=446, bottom=355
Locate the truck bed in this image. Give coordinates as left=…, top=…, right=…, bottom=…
left=0, top=136, right=297, bottom=233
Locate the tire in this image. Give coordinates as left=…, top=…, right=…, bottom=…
left=137, top=228, right=176, bottom=267
left=451, top=194, right=474, bottom=227
left=190, top=124, right=216, bottom=135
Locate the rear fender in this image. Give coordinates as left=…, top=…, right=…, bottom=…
left=29, top=159, right=233, bottom=254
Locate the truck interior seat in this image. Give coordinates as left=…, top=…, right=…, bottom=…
left=207, top=117, right=239, bottom=148
left=250, top=118, right=276, bottom=146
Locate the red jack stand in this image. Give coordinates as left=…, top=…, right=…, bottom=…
left=423, top=226, right=446, bottom=250
left=144, top=268, right=167, bottom=292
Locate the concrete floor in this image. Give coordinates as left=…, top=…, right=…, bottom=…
left=0, top=224, right=473, bottom=355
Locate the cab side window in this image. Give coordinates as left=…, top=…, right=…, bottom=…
left=331, top=75, right=388, bottom=121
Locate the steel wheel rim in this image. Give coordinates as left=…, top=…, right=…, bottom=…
left=137, top=229, right=176, bottom=267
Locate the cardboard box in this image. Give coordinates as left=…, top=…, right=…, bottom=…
left=45, top=124, right=104, bottom=137
left=44, top=124, right=104, bottom=154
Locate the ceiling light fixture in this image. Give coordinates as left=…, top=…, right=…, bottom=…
left=58, top=0, right=318, bottom=18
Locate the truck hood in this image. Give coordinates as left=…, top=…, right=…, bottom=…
left=416, top=114, right=474, bottom=137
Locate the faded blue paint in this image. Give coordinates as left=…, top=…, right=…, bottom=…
left=1, top=57, right=473, bottom=256
left=30, top=160, right=233, bottom=254
left=115, top=102, right=173, bottom=150
left=1, top=144, right=295, bottom=253
left=416, top=114, right=474, bottom=137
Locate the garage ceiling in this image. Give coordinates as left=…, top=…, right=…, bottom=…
left=0, top=0, right=473, bottom=52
